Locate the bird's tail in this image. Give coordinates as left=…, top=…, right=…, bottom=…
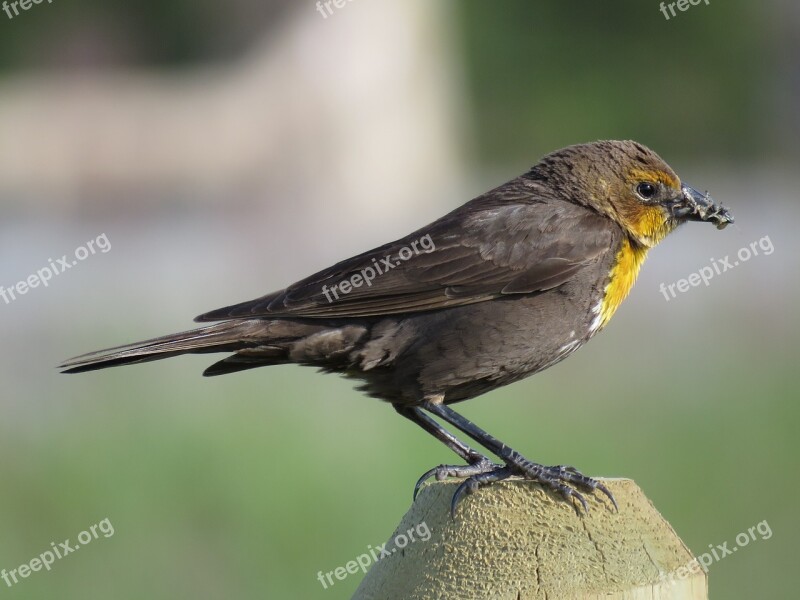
left=59, top=321, right=257, bottom=374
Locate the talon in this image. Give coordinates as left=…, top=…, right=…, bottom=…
left=573, top=490, right=589, bottom=515
left=449, top=466, right=514, bottom=518
left=450, top=480, right=473, bottom=518
left=413, top=466, right=442, bottom=501
left=595, top=482, right=619, bottom=512
left=558, top=486, right=588, bottom=515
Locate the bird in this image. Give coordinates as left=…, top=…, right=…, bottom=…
left=60, top=140, right=733, bottom=515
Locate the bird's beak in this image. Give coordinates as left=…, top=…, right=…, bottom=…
left=668, top=184, right=734, bottom=230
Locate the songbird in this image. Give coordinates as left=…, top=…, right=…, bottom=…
left=61, top=140, right=733, bottom=515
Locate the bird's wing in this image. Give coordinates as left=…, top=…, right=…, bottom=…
left=195, top=182, right=618, bottom=321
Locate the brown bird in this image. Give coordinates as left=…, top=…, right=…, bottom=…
left=60, top=140, right=733, bottom=514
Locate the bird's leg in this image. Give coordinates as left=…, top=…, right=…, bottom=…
left=394, top=405, right=499, bottom=500
left=422, top=401, right=617, bottom=515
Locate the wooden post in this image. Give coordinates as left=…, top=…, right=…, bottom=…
left=353, top=478, right=706, bottom=599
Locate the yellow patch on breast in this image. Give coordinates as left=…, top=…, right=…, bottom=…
left=596, top=238, right=649, bottom=330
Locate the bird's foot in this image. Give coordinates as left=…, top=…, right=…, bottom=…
left=413, top=402, right=617, bottom=517
left=413, top=456, right=498, bottom=501
left=440, top=459, right=617, bottom=518
left=504, top=457, right=618, bottom=516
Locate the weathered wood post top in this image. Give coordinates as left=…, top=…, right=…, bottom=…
left=354, top=478, right=706, bottom=599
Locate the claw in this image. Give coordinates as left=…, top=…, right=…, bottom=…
left=594, top=481, right=619, bottom=512
left=449, top=467, right=514, bottom=518
left=413, top=466, right=442, bottom=501
left=450, top=479, right=477, bottom=518
left=569, top=489, right=589, bottom=515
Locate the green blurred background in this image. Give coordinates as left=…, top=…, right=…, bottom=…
left=0, top=1, right=796, bottom=598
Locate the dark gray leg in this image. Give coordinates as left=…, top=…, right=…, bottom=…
left=394, top=404, right=497, bottom=501
left=422, top=401, right=617, bottom=515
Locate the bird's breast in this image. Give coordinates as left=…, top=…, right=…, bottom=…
left=590, top=237, right=649, bottom=333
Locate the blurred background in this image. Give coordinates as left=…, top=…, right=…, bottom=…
left=0, top=0, right=796, bottom=597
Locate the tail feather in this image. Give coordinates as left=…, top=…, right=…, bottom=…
left=59, top=321, right=257, bottom=374
left=202, top=346, right=289, bottom=377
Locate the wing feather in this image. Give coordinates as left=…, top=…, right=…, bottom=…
left=195, top=179, right=618, bottom=321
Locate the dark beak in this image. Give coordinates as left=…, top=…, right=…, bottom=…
left=669, top=184, right=734, bottom=230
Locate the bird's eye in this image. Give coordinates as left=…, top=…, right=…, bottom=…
left=636, top=182, right=657, bottom=200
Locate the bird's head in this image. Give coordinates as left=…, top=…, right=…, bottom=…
left=528, top=140, right=734, bottom=248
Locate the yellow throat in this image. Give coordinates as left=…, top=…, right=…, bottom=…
left=595, top=237, right=649, bottom=330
